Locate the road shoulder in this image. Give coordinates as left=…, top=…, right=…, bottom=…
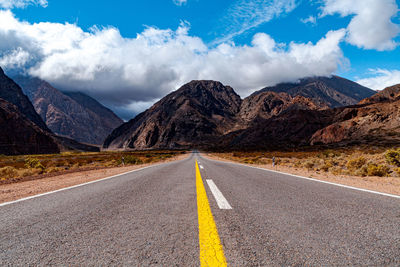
left=0, top=154, right=188, bottom=204
left=204, top=153, right=400, bottom=197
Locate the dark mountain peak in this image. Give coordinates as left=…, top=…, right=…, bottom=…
left=103, top=80, right=242, bottom=150
left=0, top=67, right=4, bottom=75
left=258, top=75, right=375, bottom=108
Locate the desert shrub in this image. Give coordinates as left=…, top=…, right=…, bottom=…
left=303, top=160, right=315, bottom=170
left=385, top=149, right=400, bottom=167
left=346, top=156, right=367, bottom=172
left=394, top=167, right=400, bottom=177
left=354, top=166, right=368, bottom=177
left=25, top=158, right=45, bottom=170
left=124, top=156, right=143, bottom=165
left=294, top=160, right=302, bottom=168
left=329, top=166, right=343, bottom=175
left=105, top=160, right=118, bottom=167
left=367, top=164, right=390, bottom=177
left=46, top=167, right=64, bottom=174
left=0, top=166, right=18, bottom=179
left=321, top=160, right=333, bottom=172
left=18, top=169, right=34, bottom=177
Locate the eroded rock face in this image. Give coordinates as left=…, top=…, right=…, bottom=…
left=238, top=91, right=327, bottom=123
left=311, top=93, right=400, bottom=146
left=13, top=76, right=123, bottom=145
left=0, top=98, right=59, bottom=155
left=104, top=80, right=242, bottom=149
left=359, top=84, right=400, bottom=104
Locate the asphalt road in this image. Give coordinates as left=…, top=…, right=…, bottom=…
left=1, top=152, right=399, bottom=266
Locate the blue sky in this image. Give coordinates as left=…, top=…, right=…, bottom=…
left=1, top=0, right=400, bottom=119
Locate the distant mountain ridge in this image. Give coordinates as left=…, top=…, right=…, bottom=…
left=103, top=76, right=377, bottom=150
left=13, top=76, right=123, bottom=145
left=259, top=76, right=375, bottom=108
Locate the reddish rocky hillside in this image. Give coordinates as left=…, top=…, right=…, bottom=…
left=311, top=84, right=400, bottom=146
left=104, top=77, right=376, bottom=150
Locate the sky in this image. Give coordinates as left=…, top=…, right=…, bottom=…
left=0, top=0, right=399, bottom=120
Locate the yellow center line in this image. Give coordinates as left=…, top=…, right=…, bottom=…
left=195, top=160, right=228, bottom=267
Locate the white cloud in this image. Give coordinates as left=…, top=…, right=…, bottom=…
left=173, top=0, right=187, bottom=6
left=357, top=69, right=400, bottom=90
left=301, top=15, right=317, bottom=25
left=0, top=10, right=347, bottom=118
left=0, top=0, right=47, bottom=9
left=321, top=0, right=400, bottom=51
left=0, top=47, right=30, bottom=68
left=213, top=0, right=297, bottom=44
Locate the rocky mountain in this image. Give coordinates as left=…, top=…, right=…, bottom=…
left=13, top=76, right=123, bottom=145
left=359, top=84, right=400, bottom=104
left=103, top=77, right=383, bottom=150
left=0, top=68, right=49, bottom=131
left=310, top=84, right=400, bottom=146
left=0, top=98, right=59, bottom=155
left=104, top=80, right=242, bottom=149
left=238, top=91, right=327, bottom=123
left=259, top=76, right=375, bottom=108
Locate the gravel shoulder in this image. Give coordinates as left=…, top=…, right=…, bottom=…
left=0, top=154, right=188, bottom=204
left=205, top=153, right=400, bottom=196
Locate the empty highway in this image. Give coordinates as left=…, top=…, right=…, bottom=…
left=1, top=152, right=399, bottom=266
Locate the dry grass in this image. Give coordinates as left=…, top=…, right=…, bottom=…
left=207, top=147, right=399, bottom=178
left=205, top=147, right=400, bottom=196
left=0, top=150, right=186, bottom=184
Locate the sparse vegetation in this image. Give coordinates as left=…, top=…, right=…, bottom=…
left=209, top=146, right=400, bottom=178
left=0, top=150, right=186, bottom=183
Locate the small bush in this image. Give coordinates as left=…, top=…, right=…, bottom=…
left=46, top=167, right=63, bottom=174
left=395, top=167, right=400, bottom=177
left=346, top=156, right=367, bottom=171
left=385, top=149, right=400, bottom=167
left=367, top=164, right=390, bottom=177
left=303, top=160, right=315, bottom=170
left=124, top=156, right=143, bottom=165
left=330, top=166, right=343, bottom=175
left=321, top=160, right=333, bottom=172
left=0, top=166, right=18, bottom=179
left=18, top=169, right=34, bottom=177
left=25, top=158, right=45, bottom=170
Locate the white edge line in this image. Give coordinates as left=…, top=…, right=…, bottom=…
left=0, top=158, right=185, bottom=208
left=206, top=179, right=232, bottom=209
left=204, top=156, right=400, bottom=200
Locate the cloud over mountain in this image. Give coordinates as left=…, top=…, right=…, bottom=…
left=0, top=10, right=348, bottom=118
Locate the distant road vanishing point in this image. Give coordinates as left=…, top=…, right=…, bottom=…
left=1, top=152, right=399, bottom=266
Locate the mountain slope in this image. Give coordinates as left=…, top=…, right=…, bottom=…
left=103, top=80, right=242, bottom=149
left=103, top=77, right=378, bottom=150
left=310, top=84, right=400, bottom=146
left=13, top=76, right=123, bottom=145
left=0, top=68, right=49, bottom=131
left=238, top=91, right=327, bottom=124
left=0, top=98, right=59, bottom=155
left=258, top=76, right=375, bottom=108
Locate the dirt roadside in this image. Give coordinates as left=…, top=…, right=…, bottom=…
left=204, top=153, right=400, bottom=196
left=0, top=154, right=188, bottom=204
